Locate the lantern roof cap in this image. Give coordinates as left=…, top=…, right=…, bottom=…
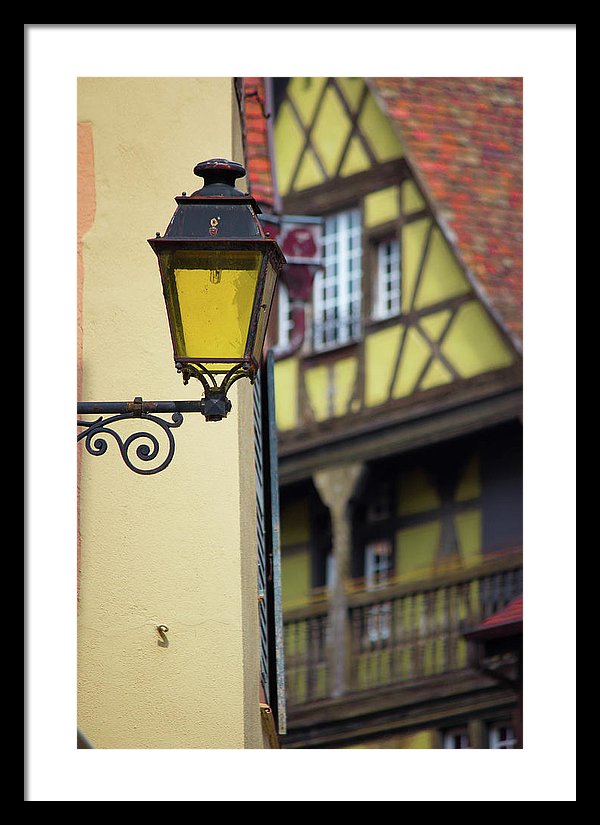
left=191, top=158, right=248, bottom=197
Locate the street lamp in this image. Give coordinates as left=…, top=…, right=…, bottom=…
left=77, top=159, right=286, bottom=471
left=149, top=158, right=286, bottom=421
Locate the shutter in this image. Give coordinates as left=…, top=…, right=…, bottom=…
left=253, top=350, right=287, bottom=735
left=253, top=364, right=270, bottom=704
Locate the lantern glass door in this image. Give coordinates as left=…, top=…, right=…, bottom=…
left=160, top=248, right=263, bottom=371
left=251, top=253, right=279, bottom=365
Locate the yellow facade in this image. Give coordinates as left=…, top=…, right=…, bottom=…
left=275, top=280, right=515, bottom=428
left=271, top=78, right=516, bottom=433
left=77, top=78, right=265, bottom=749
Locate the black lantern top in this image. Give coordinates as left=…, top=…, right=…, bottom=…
left=155, top=158, right=266, bottom=243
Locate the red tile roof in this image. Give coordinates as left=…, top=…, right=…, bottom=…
left=368, top=78, right=523, bottom=344
left=466, top=595, right=523, bottom=641
left=243, top=77, right=523, bottom=344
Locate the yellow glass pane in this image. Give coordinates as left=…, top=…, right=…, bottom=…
left=167, top=250, right=261, bottom=362
left=251, top=256, right=277, bottom=365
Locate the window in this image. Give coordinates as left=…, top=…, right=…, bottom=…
left=313, top=208, right=362, bottom=350
left=443, top=728, right=471, bottom=749
left=373, top=238, right=401, bottom=320
left=489, top=722, right=517, bottom=749
left=365, top=540, right=393, bottom=588
left=365, top=539, right=393, bottom=642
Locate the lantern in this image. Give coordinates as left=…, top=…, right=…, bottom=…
left=148, top=159, right=286, bottom=420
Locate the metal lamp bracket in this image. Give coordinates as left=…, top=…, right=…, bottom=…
left=77, top=385, right=240, bottom=474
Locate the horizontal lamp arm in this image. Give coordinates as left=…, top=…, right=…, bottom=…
left=77, top=398, right=206, bottom=416
left=76, top=380, right=240, bottom=474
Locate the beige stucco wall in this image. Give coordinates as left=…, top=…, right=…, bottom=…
left=77, top=77, right=263, bottom=748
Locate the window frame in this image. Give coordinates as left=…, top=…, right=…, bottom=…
left=364, top=538, right=394, bottom=643
left=372, top=235, right=402, bottom=322
left=488, top=721, right=517, bottom=749
left=279, top=158, right=412, bottom=354
left=362, top=205, right=430, bottom=331
left=312, top=206, right=363, bottom=352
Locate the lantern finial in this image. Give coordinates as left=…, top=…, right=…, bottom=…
left=192, top=158, right=247, bottom=195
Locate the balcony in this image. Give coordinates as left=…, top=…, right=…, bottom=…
left=283, top=549, right=522, bottom=709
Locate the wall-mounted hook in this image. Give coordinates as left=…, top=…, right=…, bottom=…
left=157, top=624, right=169, bottom=647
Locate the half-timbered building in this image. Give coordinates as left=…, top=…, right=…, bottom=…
left=243, top=76, right=523, bottom=749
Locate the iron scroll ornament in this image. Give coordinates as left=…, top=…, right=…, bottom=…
left=77, top=407, right=183, bottom=475
left=77, top=370, right=256, bottom=474
left=76, top=397, right=216, bottom=475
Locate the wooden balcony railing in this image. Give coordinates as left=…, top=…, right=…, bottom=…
left=283, top=550, right=522, bottom=707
